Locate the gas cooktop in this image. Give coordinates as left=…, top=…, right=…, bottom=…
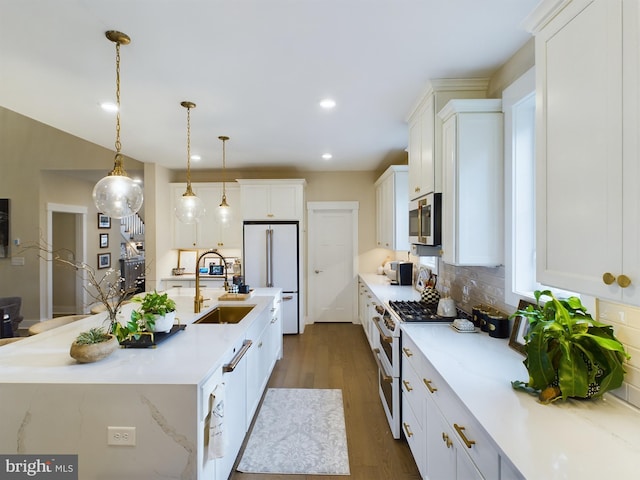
left=388, top=300, right=454, bottom=323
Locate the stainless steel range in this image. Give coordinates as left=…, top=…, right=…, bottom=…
left=373, top=300, right=462, bottom=439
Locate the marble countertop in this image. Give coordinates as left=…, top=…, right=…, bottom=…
left=0, top=288, right=274, bottom=386
left=401, top=323, right=640, bottom=479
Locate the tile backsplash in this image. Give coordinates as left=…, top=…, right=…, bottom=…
left=437, top=261, right=512, bottom=315
left=598, top=300, right=640, bottom=409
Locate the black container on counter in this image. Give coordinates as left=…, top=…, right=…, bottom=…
left=480, top=307, right=492, bottom=332
left=238, top=284, right=250, bottom=294
left=487, top=312, right=510, bottom=338
left=471, top=305, right=484, bottom=329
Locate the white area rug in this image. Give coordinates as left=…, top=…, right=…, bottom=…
left=237, top=388, right=350, bottom=475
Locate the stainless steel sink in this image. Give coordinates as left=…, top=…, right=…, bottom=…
left=194, top=305, right=255, bottom=324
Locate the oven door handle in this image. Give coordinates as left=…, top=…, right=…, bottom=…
left=373, top=348, right=393, bottom=383
left=373, top=317, right=393, bottom=344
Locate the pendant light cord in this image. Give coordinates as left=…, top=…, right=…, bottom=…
left=110, top=37, right=127, bottom=176
left=114, top=41, right=122, bottom=155
left=186, top=105, right=192, bottom=189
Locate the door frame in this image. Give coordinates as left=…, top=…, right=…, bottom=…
left=44, top=203, right=88, bottom=319
left=307, top=201, right=359, bottom=323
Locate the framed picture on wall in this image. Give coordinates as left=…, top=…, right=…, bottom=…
left=98, top=252, right=111, bottom=269
left=98, top=213, right=111, bottom=229
left=99, top=233, right=109, bottom=248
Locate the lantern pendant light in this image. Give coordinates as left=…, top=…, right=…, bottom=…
left=175, top=101, right=205, bottom=224
left=217, top=135, right=233, bottom=225
left=92, top=30, right=143, bottom=219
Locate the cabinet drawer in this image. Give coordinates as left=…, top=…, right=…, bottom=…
left=402, top=392, right=425, bottom=478
left=401, top=334, right=428, bottom=382
left=437, top=384, right=499, bottom=479
left=401, top=352, right=425, bottom=429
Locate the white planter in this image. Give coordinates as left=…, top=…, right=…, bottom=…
left=151, top=311, right=176, bottom=333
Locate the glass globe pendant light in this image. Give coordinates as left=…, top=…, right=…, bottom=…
left=216, top=135, right=233, bottom=225
left=175, top=101, right=205, bottom=224
left=92, top=30, right=143, bottom=219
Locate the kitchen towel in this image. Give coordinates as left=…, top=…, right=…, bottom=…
left=208, top=383, right=227, bottom=459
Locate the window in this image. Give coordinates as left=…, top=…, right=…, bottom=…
left=504, top=68, right=575, bottom=307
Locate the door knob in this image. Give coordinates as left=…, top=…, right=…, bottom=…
left=315, top=269, right=322, bottom=274
left=603, top=272, right=616, bottom=285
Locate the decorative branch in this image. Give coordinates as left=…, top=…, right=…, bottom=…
left=21, top=241, right=141, bottom=334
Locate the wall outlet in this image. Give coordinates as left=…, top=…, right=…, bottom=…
left=107, top=426, right=136, bottom=446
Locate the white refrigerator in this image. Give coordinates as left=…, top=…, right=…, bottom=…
left=243, top=221, right=300, bottom=334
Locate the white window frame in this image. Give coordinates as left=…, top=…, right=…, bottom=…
left=504, top=67, right=578, bottom=307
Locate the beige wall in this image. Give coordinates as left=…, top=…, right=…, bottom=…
left=0, top=107, right=141, bottom=323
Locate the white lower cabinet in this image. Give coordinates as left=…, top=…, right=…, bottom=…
left=357, top=280, right=377, bottom=350
left=401, top=333, right=501, bottom=479
left=401, top=345, right=426, bottom=477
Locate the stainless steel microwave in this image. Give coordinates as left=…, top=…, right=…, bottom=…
left=409, top=193, right=441, bottom=246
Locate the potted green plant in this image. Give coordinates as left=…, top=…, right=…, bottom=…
left=512, top=290, right=630, bottom=404
left=122, top=291, right=177, bottom=338
left=69, top=327, right=119, bottom=363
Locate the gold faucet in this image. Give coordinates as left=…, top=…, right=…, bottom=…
left=194, top=249, right=229, bottom=313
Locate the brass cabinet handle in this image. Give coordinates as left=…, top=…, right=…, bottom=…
left=415, top=186, right=420, bottom=193
left=402, top=380, right=413, bottom=392
left=454, top=423, right=476, bottom=449
left=423, top=378, right=438, bottom=393
left=402, top=347, right=414, bottom=358
left=403, top=422, right=414, bottom=438
left=618, top=274, right=632, bottom=288
left=267, top=213, right=274, bottom=218
left=603, top=272, right=632, bottom=288
left=442, top=432, right=453, bottom=448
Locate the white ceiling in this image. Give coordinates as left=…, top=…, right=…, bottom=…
left=0, top=0, right=539, bottom=173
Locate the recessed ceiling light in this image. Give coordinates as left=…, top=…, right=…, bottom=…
left=322, top=153, right=333, bottom=160
left=190, top=154, right=201, bottom=162
left=100, top=101, right=118, bottom=113
left=319, top=98, right=336, bottom=109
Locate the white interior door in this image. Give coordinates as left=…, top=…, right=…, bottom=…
left=307, top=202, right=358, bottom=323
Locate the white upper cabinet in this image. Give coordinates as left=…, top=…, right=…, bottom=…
left=375, top=166, right=409, bottom=251
left=406, top=79, right=489, bottom=200
left=237, top=179, right=306, bottom=221
left=528, top=0, right=640, bottom=304
left=170, top=182, right=242, bottom=249
left=438, top=99, right=504, bottom=267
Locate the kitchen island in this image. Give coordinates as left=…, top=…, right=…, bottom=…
left=0, top=287, right=282, bottom=480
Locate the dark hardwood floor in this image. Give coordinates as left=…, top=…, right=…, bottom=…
left=231, top=322, right=421, bottom=480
